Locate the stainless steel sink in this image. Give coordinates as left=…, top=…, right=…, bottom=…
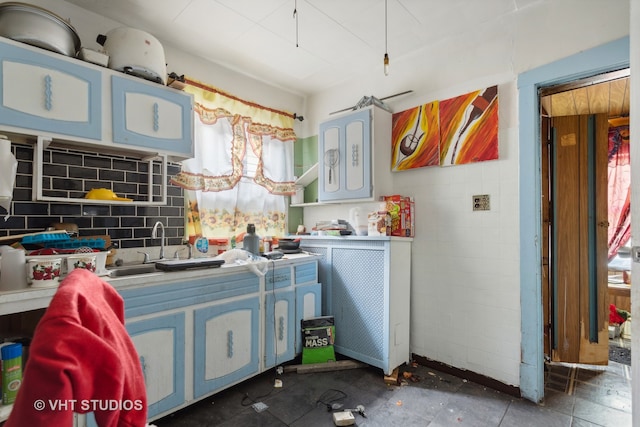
left=107, top=264, right=159, bottom=277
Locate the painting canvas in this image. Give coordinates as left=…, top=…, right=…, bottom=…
left=439, top=85, right=499, bottom=166
left=391, top=101, right=440, bottom=171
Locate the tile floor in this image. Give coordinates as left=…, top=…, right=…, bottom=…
left=154, top=344, right=632, bottom=427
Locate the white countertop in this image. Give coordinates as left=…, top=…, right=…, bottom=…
left=0, top=252, right=318, bottom=316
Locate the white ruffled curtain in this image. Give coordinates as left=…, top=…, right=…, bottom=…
left=171, top=79, right=296, bottom=241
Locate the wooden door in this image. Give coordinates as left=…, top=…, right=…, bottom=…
left=548, top=114, right=609, bottom=364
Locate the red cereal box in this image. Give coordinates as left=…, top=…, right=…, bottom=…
left=382, top=195, right=415, bottom=237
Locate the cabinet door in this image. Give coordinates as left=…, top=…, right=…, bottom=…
left=318, top=108, right=371, bottom=201
left=331, top=247, right=386, bottom=368
left=264, top=289, right=295, bottom=368
left=0, top=40, right=101, bottom=139
left=111, top=76, right=193, bottom=158
left=126, top=312, right=186, bottom=419
left=193, top=296, right=260, bottom=398
left=295, top=282, right=322, bottom=354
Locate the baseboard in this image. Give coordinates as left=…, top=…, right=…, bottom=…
left=412, top=353, right=521, bottom=398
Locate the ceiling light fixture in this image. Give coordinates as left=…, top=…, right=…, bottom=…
left=383, top=0, right=389, bottom=76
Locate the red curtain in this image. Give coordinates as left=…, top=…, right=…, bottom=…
left=607, top=124, right=631, bottom=260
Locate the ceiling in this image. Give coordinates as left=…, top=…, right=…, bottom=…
left=64, top=0, right=542, bottom=96
left=540, top=71, right=630, bottom=118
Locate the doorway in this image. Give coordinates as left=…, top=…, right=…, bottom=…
left=539, top=69, right=631, bottom=365
left=517, top=36, right=629, bottom=404
left=539, top=71, right=631, bottom=368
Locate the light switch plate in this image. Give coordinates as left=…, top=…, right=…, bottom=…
left=473, top=194, right=490, bottom=211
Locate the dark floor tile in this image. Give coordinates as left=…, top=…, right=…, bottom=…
left=152, top=359, right=632, bottom=427
left=542, top=388, right=576, bottom=416
left=499, top=398, right=572, bottom=427
left=572, top=397, right=632, bottom=426
left=573, top=377, right=632, bottom=413
left=356, top=398, right=432, bottom=427
left=214, top=406, right=288, bottom=427
left=427, top=382, right=511, bottom=427
left=571, top=417, right=606, bottom=427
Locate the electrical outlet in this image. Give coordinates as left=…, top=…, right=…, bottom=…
left=473, top=194, right=490, bottom=211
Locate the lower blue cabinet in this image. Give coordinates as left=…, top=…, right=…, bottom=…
left=193, top=296, right=260, bottom=398
left=294, top=283, right=322, bottom=354
left=264, top=289, right=295, bottom=368
left=126, top=312, right=186, bottom=420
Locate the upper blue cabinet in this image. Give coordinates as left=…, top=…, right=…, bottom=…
left=318, top=105, right=392, bottom=202
left=111, top=75, right=193, bottom=158
left=0, top=38, right=101, bottom=140
left=0, top=36, right=194, bottom=161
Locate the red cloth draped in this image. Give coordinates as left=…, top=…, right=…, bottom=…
left=607, top=125, right=631, bottom=261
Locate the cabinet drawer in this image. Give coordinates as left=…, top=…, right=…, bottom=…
left=265, top=267, right=291, bottom=290
left=120, top=272, right=259, bottom=317
left=294, top=261, right=318, bottom=285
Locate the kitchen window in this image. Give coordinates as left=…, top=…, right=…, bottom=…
left=171, top=79, right=296, bottom=241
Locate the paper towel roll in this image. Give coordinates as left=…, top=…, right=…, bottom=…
left=0, top=246, right=28, bottom=291
left=0, top=136, right=17, bottom=219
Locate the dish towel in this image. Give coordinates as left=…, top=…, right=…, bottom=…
left=5, top=269, right=148, bottom=427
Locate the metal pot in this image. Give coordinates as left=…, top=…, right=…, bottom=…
left=0, top=2, right=80, bottom=57
left=97, top=27, right=167, bottom=85
left=277, top=238, right=300, bottom=250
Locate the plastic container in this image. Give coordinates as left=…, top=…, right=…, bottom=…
left=194, top=237, right=211, bottom=257
left=243, top=224, right=260, bottom=256
left=0, top=246, right=28, bottom=291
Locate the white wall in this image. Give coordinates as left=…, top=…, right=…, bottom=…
left=303, top=2, right=630, bottom=387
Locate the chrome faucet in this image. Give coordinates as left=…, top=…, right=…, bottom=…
left=151, top=221, right=166, bottom=260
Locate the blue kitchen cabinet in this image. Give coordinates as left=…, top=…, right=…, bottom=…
left=126, top=313, right=186, bottom=419
left=2, top=256, right=320, bottom=426
left=318, top=105, right=392, bottom=202
left=264, top=289, right=295, bottom=368
left=84, top=312, right=186, bottom=427
left=293, top=261, right=322, bottom=353
left=299, top=236, right=411, bottom=375
left=0, top=37, right=101, bottom=140
left=193, top=296, right=260, bottom=398
left=111, top=76, right=193, bottom=159
left=294, top=282, right=322, bottom=354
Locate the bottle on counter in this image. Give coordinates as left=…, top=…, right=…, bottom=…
left=243, top=224, right=260, bottom=256
left=1, top=342, right=22, bottom=405
left=263, top=236, right=272, bottom=253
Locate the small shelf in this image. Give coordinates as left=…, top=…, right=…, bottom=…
left=33, top=136, right=168, bottom=206
left=295, top=163, right=318, bottom=187
left=290, top=202, right=323, bottom=208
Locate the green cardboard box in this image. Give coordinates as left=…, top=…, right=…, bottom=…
left=301, top=316, right=336, bottom=364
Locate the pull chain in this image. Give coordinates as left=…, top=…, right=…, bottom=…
left=293, top=0, right=299, bottom=47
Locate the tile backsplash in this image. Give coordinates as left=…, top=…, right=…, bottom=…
left=0, top=142, right=185, bottom=250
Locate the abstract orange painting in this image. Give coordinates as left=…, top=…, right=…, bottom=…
left=391, top=101, right=440, bottom=171
left=439, top=85, right=499, bottom=166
